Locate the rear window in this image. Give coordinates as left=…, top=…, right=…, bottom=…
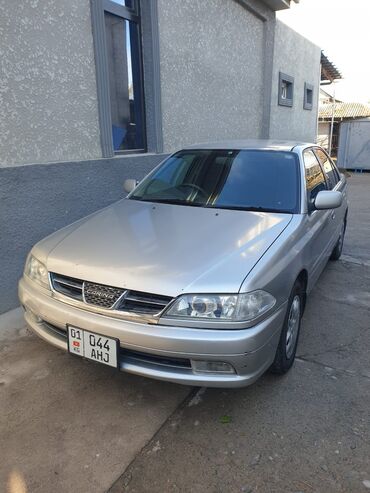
left=131, top=149, right=300, bottom=214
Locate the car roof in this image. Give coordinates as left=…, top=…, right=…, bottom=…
left=183, top=139, right=315, bottom=152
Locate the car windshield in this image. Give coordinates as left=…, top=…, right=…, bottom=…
left=130, top=149, right=300, bottom=213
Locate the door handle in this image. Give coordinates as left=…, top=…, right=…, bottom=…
left=331, top=211, right=336, bottom=220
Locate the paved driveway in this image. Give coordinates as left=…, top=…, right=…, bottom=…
left=1, top=174, right=369, bottom=493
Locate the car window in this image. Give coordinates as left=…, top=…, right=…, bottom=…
left=142, top=153, right=196, bottom=197
left=303, top=149, right=328, bottom=210
left=314, top=148, right=340, bottom=190
left=131, top=149, right=301, bottom=214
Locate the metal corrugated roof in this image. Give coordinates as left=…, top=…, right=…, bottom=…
left=321, top=52, right=342, bottom=82
left=319, top=102, right=370, bottom=120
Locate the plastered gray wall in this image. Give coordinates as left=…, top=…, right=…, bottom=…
left=0, top=154, right=167, bottom=313
left=0, top=0, right=102, bottom=166
left=268, top=20, right=321, bottom=142
left=157, top=0, right=272, bottom=152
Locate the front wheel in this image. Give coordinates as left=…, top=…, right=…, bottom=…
left=270, top=281, right=303, bottom=374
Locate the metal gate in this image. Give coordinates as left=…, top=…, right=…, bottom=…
left=338, top=119, right=370, bottom=170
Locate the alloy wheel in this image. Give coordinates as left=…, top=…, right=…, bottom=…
left=285, top=295, right=301, bottom=359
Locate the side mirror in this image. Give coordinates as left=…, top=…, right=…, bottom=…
left=314, top=190, right=343, bottom=210
left=123, top=179, right=138, bottom=194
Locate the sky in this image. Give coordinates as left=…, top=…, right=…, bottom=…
left=277, top=0, right=370, bottom=103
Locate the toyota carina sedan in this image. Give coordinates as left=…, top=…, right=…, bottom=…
left=19, top=140, right=348, bottom=387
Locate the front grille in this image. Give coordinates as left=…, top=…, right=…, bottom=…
left=43, top=321, right=67, bottom=339
left=84, top=281, right=125, bottom=308
left=122, top=348, right=192, bottom=370
left=118, top=291, right=173, bottom=314
left=50, top=273, right=172, bottom=315
left=51, top=273, right=83, bottom=301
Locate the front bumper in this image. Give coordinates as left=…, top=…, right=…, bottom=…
left=19, top=277, right=286, bottom=388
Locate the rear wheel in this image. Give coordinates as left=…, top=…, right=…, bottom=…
left=270, top=280, right=303, bottom=374
left=330, top=219, right=346, bottom=261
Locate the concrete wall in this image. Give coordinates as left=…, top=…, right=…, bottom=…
left=157, top=0, right=272, bottom=152
left=0, top=0, right=101, bottom=166
left=269, top=20, right=321, bottom=142
left=317, top=122, right=330, bottom=150
left=0, top=154, right=167, bottom=313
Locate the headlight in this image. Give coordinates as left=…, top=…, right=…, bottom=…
left=24, top=254, right=50, bottom=289
left=163, top=290, right=276, bottom=322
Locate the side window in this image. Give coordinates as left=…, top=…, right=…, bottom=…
left=315, top=148, right=339, bottom=189
left=303, top=149, right=328, bottom=210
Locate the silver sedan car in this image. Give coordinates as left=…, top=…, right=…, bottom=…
left=19, top=140, right=348, bottom=387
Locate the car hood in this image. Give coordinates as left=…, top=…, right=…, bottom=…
left=43, top=199, right=292, bottom=296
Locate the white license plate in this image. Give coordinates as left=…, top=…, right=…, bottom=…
left=67, top=325, right=118, bottom=368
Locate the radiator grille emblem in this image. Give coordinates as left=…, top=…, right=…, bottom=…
left=83, top=281, right=126, bottom=309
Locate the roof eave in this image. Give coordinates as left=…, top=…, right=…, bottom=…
left=321, top=52, right=342, bottom=82
left=260, top=0, right=299, bottom=11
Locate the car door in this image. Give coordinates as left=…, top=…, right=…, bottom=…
left=313, top=147, right=347, bottom=246
left=303, top=148, right=333, bottom=285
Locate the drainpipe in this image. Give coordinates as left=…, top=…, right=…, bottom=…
left=328, top=82, right=336, bottom=157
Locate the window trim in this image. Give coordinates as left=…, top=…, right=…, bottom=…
left=91, top=0, right=147, bottom=157
left=103, top=0, right=139, bottom=20
left=278, top=72, right=294, bottom=107
left=303, top=82, right=313, bottom=111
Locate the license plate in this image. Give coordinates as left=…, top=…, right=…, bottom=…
left=67, top=325, right=119, bottom=368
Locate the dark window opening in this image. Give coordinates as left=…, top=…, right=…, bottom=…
left=104, top=1, right=145, bottom=153
left=304, top=82, right=313, bottom=110
left=278, top=72, right=294, bottom=107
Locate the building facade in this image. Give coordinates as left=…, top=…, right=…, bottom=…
left=0, top=0, right=321, bottom=313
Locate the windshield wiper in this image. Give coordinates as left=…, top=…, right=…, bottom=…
left=130, top=197, right=203, bottom=207
left=130, top=198, right=290, bottom=213
left=210, top=205, right=290, bottom=213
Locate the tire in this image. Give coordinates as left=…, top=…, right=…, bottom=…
left=270, top=280, right=304, bottom=375
left=330, top=218, right=346, bottom=261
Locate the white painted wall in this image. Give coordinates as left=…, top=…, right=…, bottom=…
left=317, top=122, right=330, bottom=150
